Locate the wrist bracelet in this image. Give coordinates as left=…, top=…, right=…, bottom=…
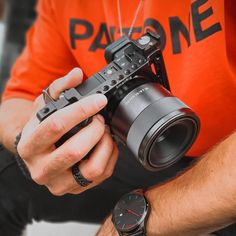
left=14, top=132, right=32, bottom=180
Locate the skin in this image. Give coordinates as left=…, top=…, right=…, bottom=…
left=0, top=68, right=119, bottom=195
left=1, top=68, right=236, bottom=235
left=97, top=131, right=236, bottom=235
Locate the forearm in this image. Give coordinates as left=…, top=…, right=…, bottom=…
left=0, top=98, right=33, bottom=153
left=146, top=131, right=236, bottom=236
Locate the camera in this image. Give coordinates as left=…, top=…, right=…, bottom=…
left=37, top=30, right=200, bottom=171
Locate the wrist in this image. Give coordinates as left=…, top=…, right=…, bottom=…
left=0, top=98, right=33, bottom=153
left=145, top=189, right=160, bottom=236
left=145, top=184, right=174, bottom=236
left=0, top=127, right=21, bottom=153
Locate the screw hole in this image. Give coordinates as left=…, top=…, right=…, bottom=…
left=42, top=107, right=50, bottom=113
left=111, top=80, right=117, bottom=86
left=103, top=85, right=109, bottom=91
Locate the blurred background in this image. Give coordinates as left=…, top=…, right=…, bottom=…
left=0, top=0, right=99, bottom=235
left=0, top=0, right=36, bottom=95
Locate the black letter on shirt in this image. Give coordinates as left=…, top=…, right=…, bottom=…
left=89, top=23, right=112, bottom=51
left=169, top=16, right=190, bottom=54
left=192, top=0, right=222, bottom=41
left=70, top=19, right=93, bottom=49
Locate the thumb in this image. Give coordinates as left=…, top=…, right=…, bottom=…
left=48, top=67, right=83, bottom=100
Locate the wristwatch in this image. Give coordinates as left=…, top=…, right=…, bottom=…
left=112, top=189, right=150, bottom=236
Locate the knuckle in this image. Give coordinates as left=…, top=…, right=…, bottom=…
left=50, top=80, right=61, bottom=97
left=76, top=102, right=88, bottom=120
left=105, top=134, right=114, bottom=147
left=102, top=135, right=114, bottom=153
left=104, top=169, right=113, bottom=179
left=55, top=148, right=84, bottom=168
left=66, top=147, right=84, bottom=162
left=17, top=141, right=26, bottom=157
left=47, top=116, right=66, bottom=134
left=86, top=165, right=105, bottom=179
left=93, top=119, right=105, bottom=135
left=17, top=140, right=31, bottom=160
left=48, top=186, right=66, bottom=196
left=31, top=171, right=46, bottom=185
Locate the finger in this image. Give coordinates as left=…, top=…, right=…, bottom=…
left=69, top=148, right=118, bottom=195
left=69, top=180, right=103, bottom=195
left=37, top=94, right=107, bottom=147
left=48, top=68, right=83, bottom=100
left=78, top=132, right=115, bottom=181
left=45, top=133, right=117, bottom=195
left=19, top=68, right=86, bottom=149
left=45, top=169, right=99, bottom=196
left=102, top=143, right=119, bottom=179
left=30, top=143, right=118, bottom=191
left=19, top=94, right=107, bottom=155
left=31, top=68, right=83, bottom=114
left=36, top=115, right=106, bottom=179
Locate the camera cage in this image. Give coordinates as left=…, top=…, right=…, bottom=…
left=36, top=30, right=200, bottom=171
left=37, top=30, right=170, bottom=122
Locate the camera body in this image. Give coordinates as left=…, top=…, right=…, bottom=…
left=37, top=31, right=169, bottom=120
left=37, top=30, right=200, bottom=171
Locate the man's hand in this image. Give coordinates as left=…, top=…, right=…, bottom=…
left=17, top=68, right=119, bottom=195
left=96, top=215, right=118, bottom=236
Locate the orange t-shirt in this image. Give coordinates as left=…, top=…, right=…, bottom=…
left=2, top=0, right=236, bottom=157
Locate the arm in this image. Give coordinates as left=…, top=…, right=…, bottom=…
left=0, top=99, right=33, bottom=153
left=145, top=131, right=236, bottom=236
left=98, top=131, right=236, bottom=236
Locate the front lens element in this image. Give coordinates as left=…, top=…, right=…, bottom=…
left=146, top=116, right=198, bottom=169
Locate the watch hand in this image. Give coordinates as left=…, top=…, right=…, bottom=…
left=127, top=209, right=140, bottom=217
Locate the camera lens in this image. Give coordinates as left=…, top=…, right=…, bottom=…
left=111, top=80, right=200, bottom=171
left=149, top=121, right=190, bottom=166
left=142, top=115, right=198, bottom=170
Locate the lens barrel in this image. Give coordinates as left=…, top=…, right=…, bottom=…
left=111, top=81, right=200, bottom=171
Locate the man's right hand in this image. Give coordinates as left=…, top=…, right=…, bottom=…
left=17, top=68, right=119, bottom=196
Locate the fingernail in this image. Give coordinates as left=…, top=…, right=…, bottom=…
left=96, top=95, right=107, bottom=108
left=96, top=114, right=105, bottom=123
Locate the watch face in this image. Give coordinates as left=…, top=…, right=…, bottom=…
left=112, top=192, right=148, bottom=232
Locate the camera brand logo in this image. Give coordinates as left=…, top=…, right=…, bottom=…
left=124, top=87, right=149, bottom=106
left=69, top=0, right=222, bottom=55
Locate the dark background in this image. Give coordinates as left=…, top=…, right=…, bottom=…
left=0, top=0, right=36, bottom=95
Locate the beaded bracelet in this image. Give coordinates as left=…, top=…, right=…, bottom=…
left=14, top=132, right=32, bottom=180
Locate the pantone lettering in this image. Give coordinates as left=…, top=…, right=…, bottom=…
left=69, top=0, right=222, bottom=54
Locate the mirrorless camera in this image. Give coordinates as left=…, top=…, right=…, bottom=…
left=37, top=30, right=200, bottom=171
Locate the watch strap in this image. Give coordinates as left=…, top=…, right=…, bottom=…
left=132, top=229, right=145, bottom=236
left=119, top=229, right=145, bottom=236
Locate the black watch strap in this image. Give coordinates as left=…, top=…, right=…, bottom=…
left=119, top=230, right=145, bottom=236
left=132, top=230, right=145, bottom=236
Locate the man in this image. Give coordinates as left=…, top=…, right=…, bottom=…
left=0, top=0, right=235, bottom=235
